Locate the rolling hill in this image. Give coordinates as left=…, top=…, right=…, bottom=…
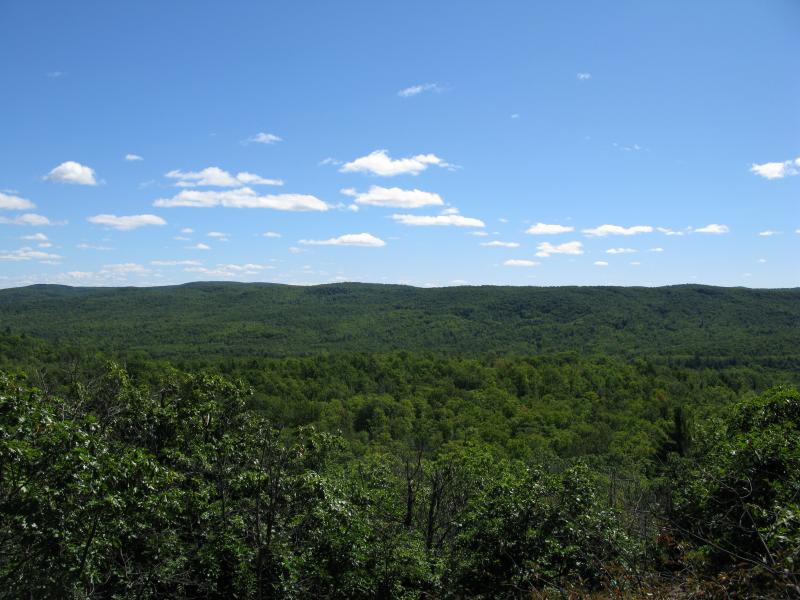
left=1, top=282, right=798, bottom=360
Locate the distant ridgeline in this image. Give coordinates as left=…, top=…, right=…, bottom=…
left=0, top=282, right=798, bottom=360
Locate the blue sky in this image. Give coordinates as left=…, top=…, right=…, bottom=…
left=1, top=0, right=798, bottom=288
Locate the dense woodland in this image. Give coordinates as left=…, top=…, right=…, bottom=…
left=1, top=283, right=799, bottom=359
left=1, top=283, right=799, bottom=598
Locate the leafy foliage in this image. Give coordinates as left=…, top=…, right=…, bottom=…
left=1, top=288, right=798, bottom=597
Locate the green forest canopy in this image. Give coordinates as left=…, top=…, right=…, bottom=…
left=1, top=282, right=799, bottom=359
left=0, top=283, right=798, bottom=597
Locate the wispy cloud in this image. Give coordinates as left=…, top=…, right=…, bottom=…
left=340, top=150, right=453, bottom=176
left=299, top=233, right=386, bottom=247
left=154, top=189, right=327, bottom=211
left=398, top=83, right=444, bottom=97
left=150, top=260, right=203, bottom=266
left=20, top=233, right=48, bottom=241
left=693, top=224, right=729, bottom=234
left=247, top=132, right=283, bottom=144
left=0, top=192, right=36, bottom=211
left=0, top=213, right=52, bottom=226
left=758, top=229, right=780, bottom=237
left=77, top=243, right=113, bottom=250
left=125, top=154, right=143, bottom=161
left=535, top=241, right=583, bottom=257
left=577, top=72, right=592, bottom=80
left=166, top=167, right=283, bottom=187
left=594, top=261, right=609, bottom=267
left=657, top=227, right=686, bottom=236
left=481, top=241, right=520, bottom=248
left=606, top=247, right=637, bottom=254
left=525, top=223, right=574, bottom=235
left=0, top=247, right=61, bottom=262
left=87, top=214, right=167, bottom=231
left=583, top=224, right=653, bottom=237
left=391, top=213, right=485, bottom=228
left=504, top=259, right=539, bottom=267
left=342, top=185, right=443, bottom=208
left=184, top=263, right=274, bottom=277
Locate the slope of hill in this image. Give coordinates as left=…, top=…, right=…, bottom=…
left=0, top=282, right=798, bottom=359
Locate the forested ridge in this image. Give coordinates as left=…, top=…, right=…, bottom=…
left=1, top=282, right=799, bottom=359
left=0, top=284, right=799, bottom=598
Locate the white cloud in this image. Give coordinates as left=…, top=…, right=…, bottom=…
left=750, top=157, right=799, bottom=180
left=0, top=192, right=36, bottom=211
left=167, top=168, right=238, bottom=187
left=758, top=229, right=780, bottom=237
left=693, top=224, right=729, bottom=234
left=510, top=113, right=519, bottom=119
left=154, top=188, right=328, bottom=211
left=535, top=241, right=584, bottom=257
left=606, top=247, right=637, bottom=254
left=344, top=185, right=444, bottom=208
left=299, top=233, right=386, bottom=247
left=151, top=260, right=202, bottom=266
left=391, top=213, right=485, bottom=228
left=340, top=150, right=452, bottom=176
left=248, top=132, right=283, bottom=144
left=657, top=227, right=686, bottom=236
left=757, top=258, right=767, bottom=263
left=207, top=231, right=229, bottom=241
left=525, top=222, right=574, bottom=235
left=262, top=231, right=281, bottom=238
left=20, top=233, right=48, bottom=241
left=582, top=224, right=653, bottom=237
left=181, top=227, right=194, bottom=234
left=189, top=243, right=211, bottom=250
left=88, top=214, right=167, bottom=231
left=184, top=264, right=271, bottom=278
left=630, top=261, right=641, bottom=266
left=647, top=247, right=664, bottom=252
left=102, top=263, right=149, bottom=275
left=481, top=241, right=520, bottom=248
left=398, top=83, right=444, bottom=97
left=218, top=263, right=273, bottom=272
left=0, top=213, right=52, bottom=226
left=469, top=231, right=489, bottom=237
left=504, top=259, right=539, bottom=267
left=125, top=154, right=143, bottom=161
left=577, top=73, right=592, bottom=80
left=613, top=142, right=644, bottom=152
left=235, top=172, right=284, bottom=186
left=0, top=246, right=61, bottom=262
left=44, top=161, right=98, bottom=185
left=165, top=167, right=283, bottom=188
left=594, top=261, right=609, bottom=267
left=77, top=243, right=113, bottom=250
